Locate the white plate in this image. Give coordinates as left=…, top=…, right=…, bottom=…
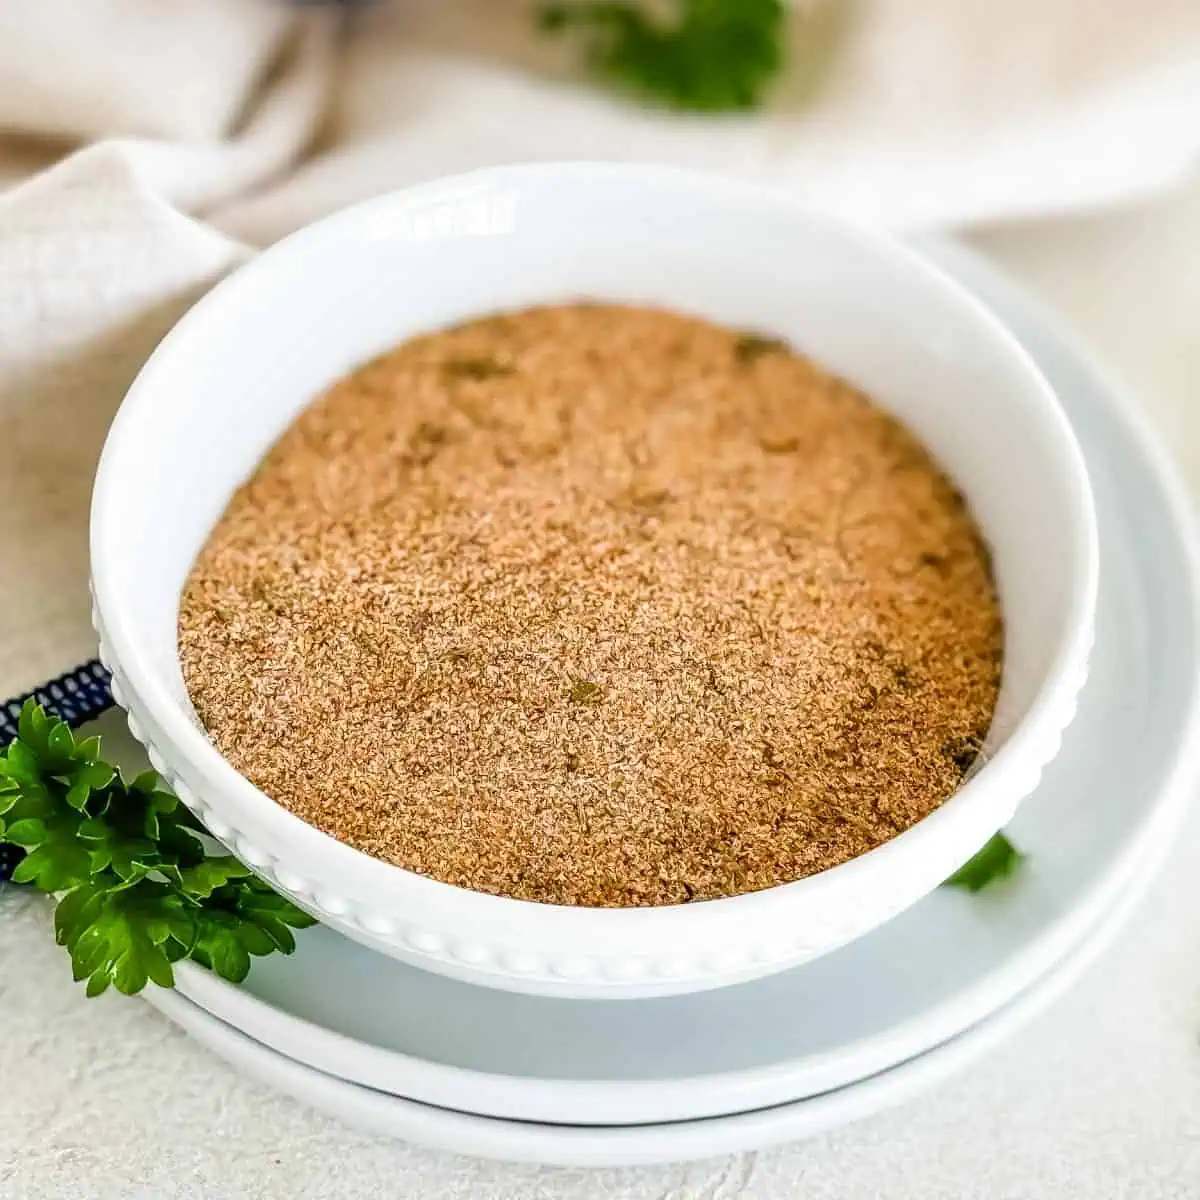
left=144, top=812, right=1176, bottom=1168
left=129, top=238, right=1200, bottom=1127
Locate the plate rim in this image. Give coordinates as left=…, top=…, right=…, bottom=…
left=142, top=794, right=1183, bottom=1168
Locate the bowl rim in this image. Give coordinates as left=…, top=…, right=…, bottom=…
left=90, top=160, right=1099, bottom=932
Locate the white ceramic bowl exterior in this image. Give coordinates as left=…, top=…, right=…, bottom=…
left=90, top=164, right=1097, bottom=998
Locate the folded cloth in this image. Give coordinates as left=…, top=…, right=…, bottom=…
left=0, top=8, right=333, bottom=698
left=2, top=0, right=1200, bottom=699
left=0, top=0, right=293, bottom=144
left=0, top=146, right=247, bottom=698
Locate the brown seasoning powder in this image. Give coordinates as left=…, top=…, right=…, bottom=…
left=179, top=305, right=1003, bottom=907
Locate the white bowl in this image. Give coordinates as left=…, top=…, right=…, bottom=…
left=90, top=164, right=1097, bottom=999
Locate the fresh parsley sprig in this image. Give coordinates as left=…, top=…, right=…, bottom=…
left=540, top=0, right=786, bottom=112
left=0, top=700, right=316, bottom=997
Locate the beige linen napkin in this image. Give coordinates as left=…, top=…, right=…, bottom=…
left=3, top=0, right=1200, bottom=701
left=0, top=0, right=292, bottom=144
left=0, top=8, right=335, bottom=698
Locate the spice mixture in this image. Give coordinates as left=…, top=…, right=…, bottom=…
left=179, top=304, right=1002, bottom=907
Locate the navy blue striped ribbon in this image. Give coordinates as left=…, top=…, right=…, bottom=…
left=0, top=660, right=114, bottom=882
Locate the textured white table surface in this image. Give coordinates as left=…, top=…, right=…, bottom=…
left=5, top=181, right=1200, bottom=1200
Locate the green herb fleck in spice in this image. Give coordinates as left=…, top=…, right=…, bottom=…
left=734, top=332, right=789, bottom=364
left=570, top=679, right=604, bottom=705
left=758, top=435, right=801, bottom=455
left=943, top=734, right=986, bottom=775
left=626, top=488, right=673, bottom=512
left=442, top=356, right=515, bottom=382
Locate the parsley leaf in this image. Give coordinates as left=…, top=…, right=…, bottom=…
left=9, top=812, right=94, bottom=892
left=943, top=832, right=1024, bottom=893
left=64, top=881, right=192, bottom=997
left=541, top=0, right=786, bottom=112
left=0, top=699, right=317, bottom=997
left=167, top=857, right=252, bottom=901
left=227, top=877, right=312, bottom=955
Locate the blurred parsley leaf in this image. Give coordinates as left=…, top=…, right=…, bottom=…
left=540, top=0, right=786, bottom=112
left=943, top=832, right=1024, bottom=893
